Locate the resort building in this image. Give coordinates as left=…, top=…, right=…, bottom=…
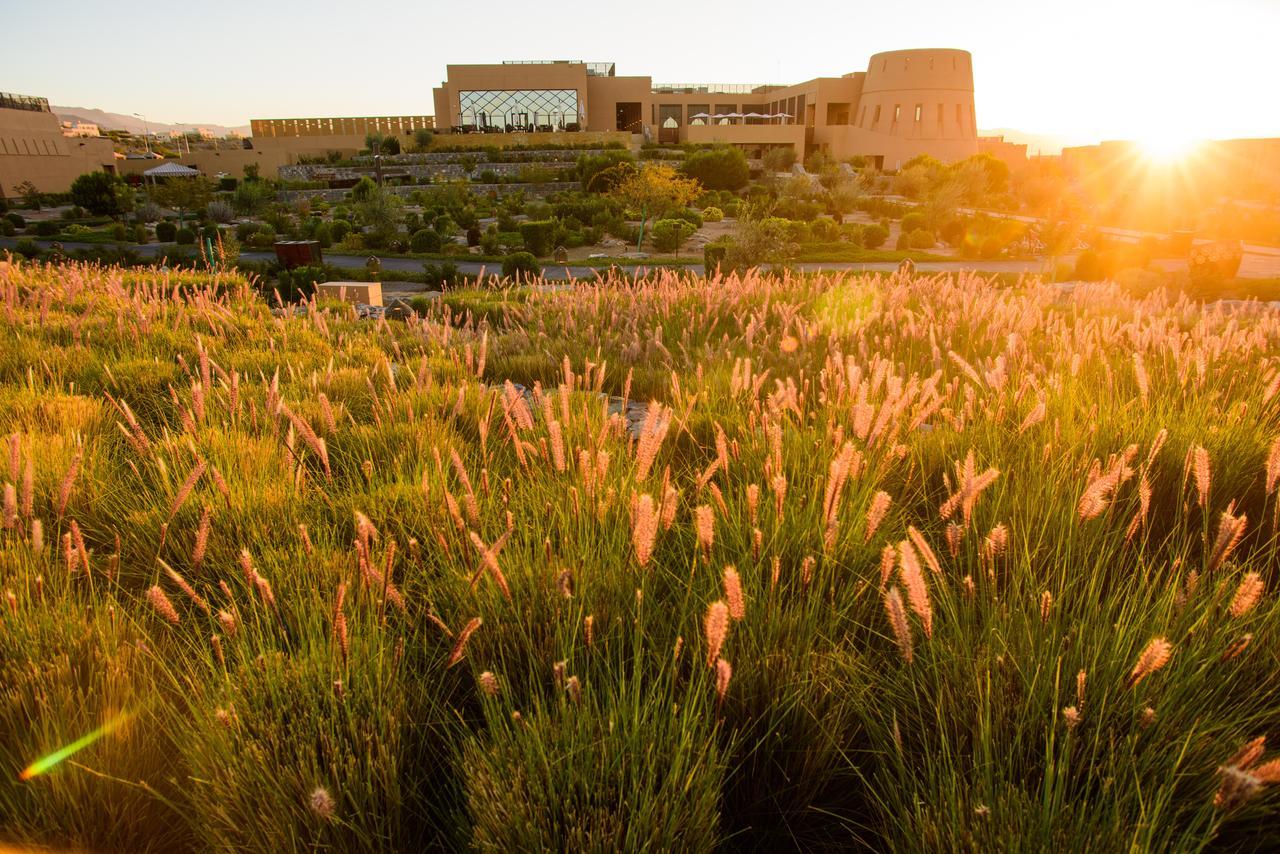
left=430, top=49, right=980, bottom=168
left=0, top=91, right=117, bottom=194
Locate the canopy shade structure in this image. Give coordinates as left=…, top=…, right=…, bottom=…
left=143, top=162, right=200, bottom=178
left=689, top=112, right=711, bottom=119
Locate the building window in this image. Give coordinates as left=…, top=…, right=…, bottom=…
left=859, top=106, right=867, bottom=126
left=956, top=104, right=963, bottom=129
left=458, top=89, right=579, bottom=131
left=937, top=103, right=944, bottom=129
left=688, top=104, right=710, bottom=125
left=658, top=104, right=683, bottom=128
left=893, top=105, right=901, bottom=123
left=873, top=105, right=881, bottom=127
left=914, top=104, right=922, bottom=123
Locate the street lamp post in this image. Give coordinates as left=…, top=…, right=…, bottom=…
left=133, top=113, right=152, bottom=157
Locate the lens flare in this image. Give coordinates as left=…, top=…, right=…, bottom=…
left=18, top=710, right=132, bottom=781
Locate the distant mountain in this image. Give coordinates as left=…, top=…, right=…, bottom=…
left=52, top=106, right=250, bottom=138
left=978, top=128, right=1096, bottom=156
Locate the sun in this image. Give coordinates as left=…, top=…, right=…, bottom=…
left=1136, top=131, right=1203, bottom=164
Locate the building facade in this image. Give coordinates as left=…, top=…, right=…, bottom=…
left=0, top=92, right=117, bottom=194
left=431, top=49, right=980, bottom=168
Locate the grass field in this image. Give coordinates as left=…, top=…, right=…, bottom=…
left=2, top=259, right=1280, bottom=851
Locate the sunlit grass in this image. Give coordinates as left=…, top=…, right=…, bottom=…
left=1, top=259, right=1280, bottom=850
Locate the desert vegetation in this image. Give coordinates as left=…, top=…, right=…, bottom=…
left=2, top=258, right=1280, bottom=850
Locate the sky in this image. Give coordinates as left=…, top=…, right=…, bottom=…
left=4, top=0, right=1277, bottom=147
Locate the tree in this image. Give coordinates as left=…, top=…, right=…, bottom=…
left=828, top=179, right=862, bottom=218
left=577, top=150, right=634, bottom=191
left=608, top=164, right=702, bottom=251
left=150, top=176, right=215, bottom=226
left=232, top=180, right=272, bottom=215
left=70, top=172, right=132, bottom=218
left=413, top=128, right=434, bottom=152
left=680, top=146, right=749, bottom=191
left=12, top=181, right=42, bottom=210
left=762, top=147, right=797, bottom=173
left=954, top=153, right=1010, bottom=197
left=355, top=183, right=404, bottom=248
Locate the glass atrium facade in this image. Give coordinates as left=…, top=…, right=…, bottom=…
left=458, top=89, right=580, bottom=131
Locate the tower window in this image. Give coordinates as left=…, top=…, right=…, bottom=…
left=914, top=104, right=922, bottom=123
left=893, top=105, right=901, bottom=123
left=873, top=105, right=881, bottom=126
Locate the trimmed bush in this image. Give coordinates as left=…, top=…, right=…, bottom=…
left=900, top=212, right=928, bottom=234
left=518, top=220, right=556, bottom=257
left=174, top=228, right=196, bottom=246
left=702, top=206, right=724, bottom=222
left=411, top=229, right=443, bottom=253
left=680, top=146, right=750, bottom=191
left=907, top=228, right=936, bottom=249
left=34, top=220, right=61, bottom=237
left=5, top=213, right=25, bottom=229
left=329, top=219, right=352, bottom=244
left=704, top=241, right=730, bottom=275
left=155, top=221, right=177, bottom=242
left=651, top=219, right=696, bottom=253
left=862, top=223, right=889, bottom=249
left=501, top=251, right=539, bottom=279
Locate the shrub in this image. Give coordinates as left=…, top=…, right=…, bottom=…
left=900, top=212, right=928, bottom=234
left=111, top=223, right=129, bottom=241
left=671, top=208, right=703, bottom=230
left=651, top=219, right=696, bottom=253
left=862, top=223, right=889, bottom=249
left=207, top=200, right=234, bottom=223
left=174, top=228, right=196, bottom=246
left=704, top=240, right=730, bottom=275
left=34, top=220, right=61, bottom=237
left=132, top=224, right=148, bottom=244
left=577, top=150, right=635, bottom=191
left=702, top=206, right=724, bottom=222
left=680, top=146, right=750, bottom=191
left=466, top=226, right=482, bottom=247
left=907, top=228, right=936, bottom=249
left=5, top=212, right=26, bottom=229
left=411, top=229, right=443, bottom=253
left=13, top=238, right=41, bottom=258
left=501, top=251, right=539, bottom=279
left=809, top=218, right=840, bottom=242
left=518, top=220, right=556, bottom=257
left=423, top=261, right=463, bottom=289
left=313, top=221, right=333, bottom=248
left=329, top=219, right=352, bottom=244
left=70, top=171, right=130, bottom=217
left=155, top=221, right=177, bottom=242
left=1, top=221, right=14, bottom=236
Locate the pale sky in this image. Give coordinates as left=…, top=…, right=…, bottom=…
left=4, top=0, right=1277, bottom=146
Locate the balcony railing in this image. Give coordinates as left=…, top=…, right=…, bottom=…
left=652, top=83, right=779, bottom=95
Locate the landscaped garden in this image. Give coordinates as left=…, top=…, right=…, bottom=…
left=2, top=255, right=1280, bottom=850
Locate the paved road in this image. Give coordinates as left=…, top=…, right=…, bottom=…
left=4, top=238, right=1275, bottom=281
